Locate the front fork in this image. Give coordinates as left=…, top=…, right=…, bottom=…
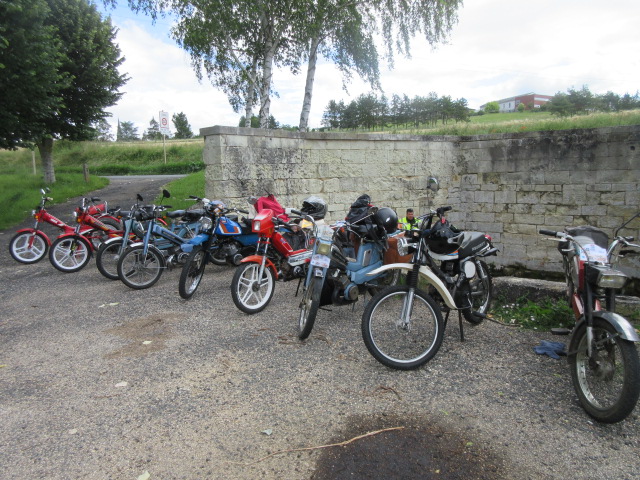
left=398, top=262, right=422, bottom=330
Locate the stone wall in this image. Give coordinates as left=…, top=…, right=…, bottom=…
left=201, top=124, right=639, bottom=277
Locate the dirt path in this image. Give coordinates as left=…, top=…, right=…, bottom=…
left=0, top=176, right=638, bottom=479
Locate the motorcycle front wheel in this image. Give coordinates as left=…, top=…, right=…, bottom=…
left=569, top=317, right=640, bottom=423
left=462, top=260, right=493, bottom=325
left=362, top=286, right=444, bottom=370
left=298, top=275, right=323, bottom=340
left=117, top=245, right=165, bottom=289
left=231, top=262, right=275, bottom=314
left=179, top=247, right=207, bottom=299
left=49, top=236, right=92, bottom=273
left=9, top=231, right=48, bottom=264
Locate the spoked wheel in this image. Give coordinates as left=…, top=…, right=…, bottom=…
left=569, top=317, right=640, bottom=423
left=231, top=262, right=275, bottom=314
left=361, top=286, right=444, bottom=370
left=49, top=236, right=92, bottom=273
left=462, top=260, right=493, bottom=325
left=298, top=275, right=323, bottom=340
left=9, top=231, right=49, bottom=264
left=96, top=239, right=128, bottom=280
left=117, top=244, right=165, bottom=289
left=86, top=218, right=121, bottom=249
left=179, top=247, right=207, bottom=299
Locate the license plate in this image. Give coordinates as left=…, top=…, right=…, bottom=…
left=311, top=254, right=330, bottom=268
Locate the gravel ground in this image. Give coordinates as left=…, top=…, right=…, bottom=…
left=0, top=177, right=638, bottom=480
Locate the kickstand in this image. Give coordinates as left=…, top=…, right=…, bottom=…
left=458, top=310, right=465, bottom=342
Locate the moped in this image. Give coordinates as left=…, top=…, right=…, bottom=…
left=47, top=196, right=123, bottom=273
left=360, top=178, right=498, bottom=370
left=116, top=190, right=202, bottom=289
left=9, top=188, right=118, bottom=264
left=297, top=203, right=401, bottom=340
left=539, top=223, right=640, bottom=423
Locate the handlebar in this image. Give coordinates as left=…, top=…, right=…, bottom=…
left=539, top=229, right=562, bottom=237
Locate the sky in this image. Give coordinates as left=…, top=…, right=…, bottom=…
left=98, top=0, right=640, bottom=137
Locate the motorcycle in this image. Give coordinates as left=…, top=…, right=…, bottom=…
left=9, top=188, right=119, bottom=264
left=47, top=196, right=124, bottom=273
left=297, top=195, right=401, bottom=340
left=116, top=190, right=202, bottom=289
left=539, top=222, right=640, bottom=423
left=178, top=197, right=257, bottom=299
left=230, top=196, right=320, bottom=314
left=360, top=177, right=498, bottom=370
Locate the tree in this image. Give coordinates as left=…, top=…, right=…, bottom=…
left=117, top=121, right=139, bottom=141
left=484, top=101, right=499, bottom=114
left=92, top=119, right=114, bottom=141
left=172, top=112, right=194, bottom=138
left=1, top=0, right=127, bottom=183
left=143, top=118, right=162, bottom=140
left=0, top=0, right=67, bottom=150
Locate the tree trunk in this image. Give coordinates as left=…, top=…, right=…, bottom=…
left=37, top=137, right=56, bottom=184
left=244, top=59, right=258, bottom=128
left=258, top=45, right=275, bottom=129
left=298, top=36, right=321, bottom=132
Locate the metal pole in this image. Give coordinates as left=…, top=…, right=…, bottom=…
left=163, top=134, right=167, bottom=164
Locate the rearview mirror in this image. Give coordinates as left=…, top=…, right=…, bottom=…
left=427, top=177, right=439, bottom=193
left=162, top=189, right=171, bottom=198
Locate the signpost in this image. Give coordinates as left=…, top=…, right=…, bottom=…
left=159, top=111, right=170, bottom=164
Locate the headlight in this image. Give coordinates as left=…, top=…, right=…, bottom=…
left=596, top=269, right=628, bottom=289
left=253, top=219, right=261, bottom=231
left=32, top=210, right=37, bottom=218
left=198, top=217, right=213, bottom=232
left=317, top=241, right=332, bottom=256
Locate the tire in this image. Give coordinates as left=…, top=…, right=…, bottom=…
left=96, top=239, right=128, bottom=280
left=568, top=317, right=640, bottom=423
left=361, top=286, right=444, bottom=370
left=298, top=275, right=323, bottom=340
left=9, top=231, right=49, bottom=264
left=117, top=244, right=164, bottom=289
left=231, top=262, right=275, bottom=314
left=462, top=260, right=493, bottom=325
left=49, top=236, right=92, bottom=273
left=179, top=247, right=207, bottom=299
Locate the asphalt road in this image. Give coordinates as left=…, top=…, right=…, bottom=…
left=0, top=176, right=638, bottom=479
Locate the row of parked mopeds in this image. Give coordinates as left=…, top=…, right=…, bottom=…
left=8, top=178, right=640, bottom=423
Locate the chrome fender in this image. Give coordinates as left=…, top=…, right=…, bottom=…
left=367, top=263, right=457, bottom=310
left=575, top=312, right=640, bottom=343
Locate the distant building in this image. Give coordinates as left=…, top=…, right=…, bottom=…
left=480, top=93, right=553, bottom=112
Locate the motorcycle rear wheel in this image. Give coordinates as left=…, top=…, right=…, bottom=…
left=9, top=231, right=48, bottom=264
left=298, top=275, right=323, bottom=340
left=179, top=247, right=207, bottom=299
left=231, top=262, right=275, bottom=314
left=569, top=317, right=640, bottom=423
left=362, top=286, right=444, bottom=370
left=462, top=260, right=492, bottom=325
left=49, top=236, right=92, bottom=273
left=118, top=245, right=165, bottom=289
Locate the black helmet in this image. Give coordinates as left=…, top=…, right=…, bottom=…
left=426, top=220, right=462, bottom=254
left=301, top=196, right=328, bottom=220
left=373, top=207, right=398, bottom=234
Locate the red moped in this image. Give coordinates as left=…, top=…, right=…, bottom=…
left=9, top=189, right=119, bottom=264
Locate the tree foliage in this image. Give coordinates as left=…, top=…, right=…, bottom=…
left=172, top=112, right=194, bottom=138
left=548, top=85, right=640, bottom=117
left=484, top=101, right=499, bottom=114
left=321, top=91, right=470, bottom=130
left=0, top=0, right=127, bottom=183
left=117, top=120, right=140, bottom=141
left=143, top=117, right=162, bottom=140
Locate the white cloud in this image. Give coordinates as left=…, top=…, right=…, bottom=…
left=103, top=0, right=640, bottom=134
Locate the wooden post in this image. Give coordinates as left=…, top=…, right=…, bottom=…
left=32, top=150, right=36, bottom=175
left=83, top=163, right=90, bottom=182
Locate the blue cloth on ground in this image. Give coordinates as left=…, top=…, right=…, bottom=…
left=534, top=340, right=567, bottom=359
